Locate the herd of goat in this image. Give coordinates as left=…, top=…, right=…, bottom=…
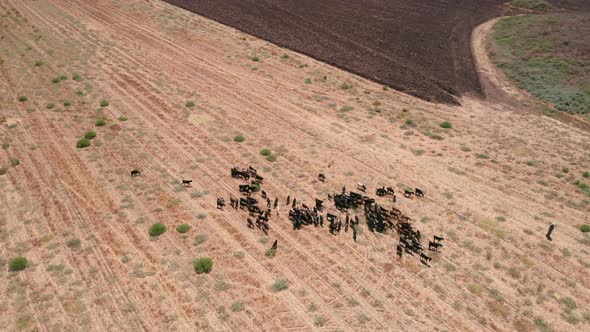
left=131, top=166, right=444, bottom=266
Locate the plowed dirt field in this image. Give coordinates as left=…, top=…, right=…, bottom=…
left=0, top=0, right=589, bottom=331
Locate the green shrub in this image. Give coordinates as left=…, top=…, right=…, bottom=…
left=75, top=89, right=85, bottom=96
left=233, top=135, right=245, bottom=142
left=118, top=116, right=128, bottom=121
left=46, top=103, right=55, bottom=109
left=76, top=138, right=91, bottom=149
left=340, top=83, right=351, bottom=90
left=66, top=238, right=81, bottom=250
left=230, top=301, right=245, bottom=312
left=193, top=233, right=208, bottom=245
left=18, top=96, right=27, bottom=102
left=251, top=56, right=260, bottom=62
left=9, top=257, right=28, bottom=271
left=405, top=119, right=414, bottom=125
left=58, top=74, right=68, bottom=81
left=580, top=224, right=590, bottom=233
left=281, top=54, right=289, bottom=59
left=99, top=99, right=109, bottom=107
left=51, top=77, right=60, bottom=83
left=185, top=101, right=195, bottom=108
left=10, top=158, right=19, bottom=167
left=34, top=60, right=44, bottom=67
left=583, top=172, right=589, bottom=178
left=95, top=118, right=106, bottom=127
left=260, top=148, right=271, bottom=156
left=149, top=222, right=166, bottom=237
left=176, top=224, right=190, bottom=233
left=440, top=121, right=452, bottom=129
left=63, top=100, right=72, bottom=107
left=72, top=73, right=82, bottom=81
left=266, top=154, right=277, bottom=162
left=0, top=167, right=7, bottom=175
left=271, top=279, right=288, bottom=292
left=2, top=143, right=9, bottom=150
left=304, top=78, right=312, bottom=84
left=314, top=316, right=325, bottom=327
left=193, top=257, right=213, bottom=274
left=476, top=153, right=490, bottom=159
left=84, top=131, right=96, bottom=140
left=265, top=248, right=276, bottom=258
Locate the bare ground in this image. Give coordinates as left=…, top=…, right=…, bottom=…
left=0, top=0, right=589, bottom=331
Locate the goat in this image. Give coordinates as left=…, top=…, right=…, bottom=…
left=403, top=190, right=414, bottom=198
left=415, top=188, right=424, bottom=197
left=130, top=169, right=141, bottom=177
left=357, top=183, right=367, bottom=193
left=428, top=241, right=443, bottom=251
left=420, top=253, right=432, bottom=265
left=182, top=179, right=193, bottom=187
left=433, top=235, right=444, bottom=242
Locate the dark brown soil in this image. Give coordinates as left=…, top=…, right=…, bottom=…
left=162, top=0, right=513, bottom=104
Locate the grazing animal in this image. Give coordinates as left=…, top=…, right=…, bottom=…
left=376, top=187, right=386, bottom=196
left=433, top=235, right=444, bottom=242
left=403, top=190, right=414, bottom=198
left=247, top=218, right=254, bottom=229
left=396, top=244, right=403, bottom=258
left=131, top=169, right=141, bottom=177
left=182, top=179, right=193, bottom=187
left=415, top=188, right=424, bottom=197
left=271, top=239, right=278, bottom=251
left=318, top=173, right=325, bottom=182
left=428, top=241, right=443, bottom=251
left=420, top=253, right=432, bottom=265
left=274, top=197, right=279, bottom=209
left=357, top=183, right=367, bottom=193
left=216, top=197, right=225, bottom=209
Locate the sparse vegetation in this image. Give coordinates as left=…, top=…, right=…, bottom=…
left=176, top=224, right=190, bottom=233
left=314, top=316, right=325, bottom=327
left=266, top=154, right=278, bottom=162
left=63, top=100, right=72, bottom=107
left=99, top=99, right=109, bottom=107
left=193, top=233, right=208, bottom=245
left=230, top=301, right=245, bottom=312
left=18, top=95, right=28, bottom=102
left=118, top=116, right=128, bottom=121
left=580, top=224, right=590, bottom=233
left=491, top=14, right=589, bottom=113
left=0, top=167, right=7, bottom=176
left=66, top=238, right=81, bottom=250
left=193, top=257, right=213, bottom=274
left=9, top=256, right=28, bottom=271
left=265, top=248, right=276, bottom=258
left=260, top=148, right=271, bottom=156
left=510, top=0, right=553, bottom=11
left=251, top=56, right=260, bottom=62
left=76, top=138, right=91, bottom=149
left=84, top=131, right=96, bottom=140
left=233, top=135, right=245, bottom=142
left=1, top=143, right=9, bottom=150
left=95, top=118, right=106, bottom=127
left=34, top=60, right=44, bottom=67
left=440, top=121, right=452, bottom=129
left=46, top=103, right=55, bottom=109
left=149, top=223, right=166, bottom=237
left=10, top=158, right=19, bottom=167
left=72, top=73, right=82, bottom=81
left=185, top=101, right=195, bottom=108
left=271, top=279, right=288, bottom=292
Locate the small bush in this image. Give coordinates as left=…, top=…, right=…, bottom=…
left=34, top=60, right=44, bottom=67
left=99, top=99, right=109, bottom=107
left=95, top=118, right=106, bottom=127
left=265, top=248, right=276, bottom=258
left=405, top=119, right=414, bottom=125
left=193, top=233, right=208, bottom=245
left=176, top=224, right=190, bottom=233
left=63, top=100, right=72, bottom=107
left=266, top=154, right=277, bottom=162
left=46, top=103, right=55, bottom=109
left=84, top=131, right=96, bottom=140
left=580, top=224, right=590, bottom=233
left=1, top=143, right=9, bottom=150
left=18, top=96, right=28, bottom=102
left=185, top=101, right=195, bottom=108
left=314, top=316, right=325, bottom=327
left=281, top=54, right=289, bottom=59
left=340, top=83, right=351, bottom=90
left=271, top=279, right=289, bottom=292
left=193, top=257, right=213, bottom=274
left=260, top=148, right=271, bottom=156
left=304, top=78, right=312, bottom=84
left=72, top=73, right=82, bottom=81
left=76, top=138, right=91, bottom=149
left=0, top=167, right=7, bottom=175
left=9, top=257, right=28, bottom=271
left=582, top=171, right=589, bottom=178
left=51, top=77, right=60, bottom=83
left=251, top=56, right=260, bottom=62
left=476, top=153, right=490, bottom=159
left=118, top=116, right=128, bottom=121
left=233, top=135, right=245, bottom=142
left=230, top=301, right=245, bottom=312
left=440, top=121, right=452, bottom=129
left=10, top=158, right=19, bottom=167
left=149, top=222, right=166, bottom=237
left=58, top=74, right=68, bottom=81
left=66, top=238, right=81, bottom=250
left=75, top=89, right=85, bottom=96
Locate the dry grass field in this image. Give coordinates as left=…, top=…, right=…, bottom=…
left=0, top=0, right=589, bottom=331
